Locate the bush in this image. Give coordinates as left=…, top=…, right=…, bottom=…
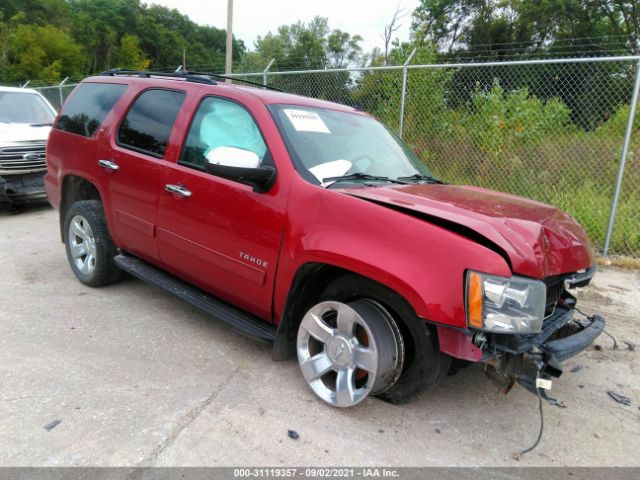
left=467, top=82, right=573, bottom=166
left=401, top=80, right=639, bottom=256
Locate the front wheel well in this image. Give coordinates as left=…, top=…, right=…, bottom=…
left=272, top=263, right=347, bottom=360
left=272, top=263, right=434, bottom=362
left=59, top=175, right=102, bottom=242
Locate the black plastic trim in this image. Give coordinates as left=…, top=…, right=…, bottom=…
left=565, top=265, right=597, bottom=289
left=544, top=314, right=605, bottom=362
left=492, top=300, right=576, bottom=355
left=101, top=68, right=217, bottom=85
left=114, top=254, right=276, bottom=342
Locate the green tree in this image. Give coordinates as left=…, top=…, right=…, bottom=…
left=354, top=42, right=452, bottom=145
left=0, top=0, right=69, bottom=26
left=249, top=17, right=363, bottom=71
left=327, top=29, right=363, bottom=68
left=409, top=0, right=638, bottom=130
left=412, top=0, right=638, bottom=58
left=115, top=34, right=149, bottom=70
left=68, top=0, right=138, bottom=72
left=412, top=0, right=493, bottom=53
left=4, top=16, right=82, bottom=82
left=246, top=17, right=363, bottom=101
left=65, top=0, right=244, bottom=73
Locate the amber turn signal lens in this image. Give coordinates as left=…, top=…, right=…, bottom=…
left=467, top=272, right=483, bottom=328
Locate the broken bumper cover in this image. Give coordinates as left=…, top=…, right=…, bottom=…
left=544, top=314, right=605, bottom=362
left=491, top=303, right=605, bottom=393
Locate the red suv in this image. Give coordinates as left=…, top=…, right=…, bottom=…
left=45, top=70, right=604, bottom=407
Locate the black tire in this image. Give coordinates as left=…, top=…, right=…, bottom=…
left=63, top=200, right=122, bottom=287
left=320, top=274, right=451, bottom=404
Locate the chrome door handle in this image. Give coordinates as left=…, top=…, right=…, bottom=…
left=98, top=159, right=119, bottom=171
left=165, top=184, right=192, bottom=198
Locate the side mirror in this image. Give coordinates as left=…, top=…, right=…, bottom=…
left=206, top=146, right=260, bottom=169
left=205, top=146, right=276, bottom=193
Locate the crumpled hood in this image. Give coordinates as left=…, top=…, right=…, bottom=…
left=345, top=184, right=593, bottom=279
left=0, top=123, right=51, bottom=144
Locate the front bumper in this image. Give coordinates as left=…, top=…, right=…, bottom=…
left=490, top=298, right=605, bottom=393
left=0, top=172, right=48, bottom=205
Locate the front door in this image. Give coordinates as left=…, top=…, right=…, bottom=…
left=157, top=95, right=287, bottom=320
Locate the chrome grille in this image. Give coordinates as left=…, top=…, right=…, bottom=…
left=0, top=144, right=47, bottom=172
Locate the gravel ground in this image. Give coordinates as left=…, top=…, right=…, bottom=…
left=0, top=204, right=638, bottom=467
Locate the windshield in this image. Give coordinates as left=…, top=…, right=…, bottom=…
left=270, top=105, right=435, bottom=186
left=0, top=92, right=56, bottom=125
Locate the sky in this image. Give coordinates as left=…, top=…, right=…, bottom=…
left=150, top=0, right=421, bottom=54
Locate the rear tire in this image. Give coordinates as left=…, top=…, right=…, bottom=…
left=63, top=200, right=122, bottom=287
left=320, top=274, right=450, bottom=404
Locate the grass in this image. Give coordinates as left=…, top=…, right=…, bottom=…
left=408, top=132, right=640, bottom=258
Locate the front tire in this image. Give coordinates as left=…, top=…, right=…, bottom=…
left=315, top=275, right=450, bottom=405
left=297, top=299, right=404, bottom=407
left=63, top=200, right=122, bottom=287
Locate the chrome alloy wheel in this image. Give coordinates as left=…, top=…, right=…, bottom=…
left=297, top=299, right=404, bottom=407
left=68, top=214, right=97, bottom=276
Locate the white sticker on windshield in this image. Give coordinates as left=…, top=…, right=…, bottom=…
left=284, top=109, right=331, bottom=134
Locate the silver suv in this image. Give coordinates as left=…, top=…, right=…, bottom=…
left=0, top=86, right=57, bottom=206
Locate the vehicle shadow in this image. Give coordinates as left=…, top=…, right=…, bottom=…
left=0, top=201, right=52, bottom=217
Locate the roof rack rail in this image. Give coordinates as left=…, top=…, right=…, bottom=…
left=100, top=68, right=217, bottom=85
left=183, top=70, right=284, bottom=92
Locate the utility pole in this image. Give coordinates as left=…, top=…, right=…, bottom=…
left=225, top=0, right=233, bottom=81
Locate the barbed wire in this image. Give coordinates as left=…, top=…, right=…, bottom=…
left=436, top=33, right=638, bottom=51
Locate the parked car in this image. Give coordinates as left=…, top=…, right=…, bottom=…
left=45, top=70, right=604, bottom=407
left=0, top=86, right=57, bottom=206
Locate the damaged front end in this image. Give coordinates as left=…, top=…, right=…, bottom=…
left=490, top=295, right=604, bottom=393
left=466, top=267, right=605, bottom=394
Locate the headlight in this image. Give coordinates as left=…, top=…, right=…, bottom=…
left=466, top=271, right=546, bottom=333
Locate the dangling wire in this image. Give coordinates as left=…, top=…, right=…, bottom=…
left=574, top=307, right=617, bottom=350
left=515, top=369, right=545, bottom=460
left=600, top=330, right=618, bottom=350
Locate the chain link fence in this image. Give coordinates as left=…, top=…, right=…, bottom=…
left=232, top=56, right=640, bottom=259
left=34, top=83, right=78, bottom=111
left=18, top=56, right=640, bottom=258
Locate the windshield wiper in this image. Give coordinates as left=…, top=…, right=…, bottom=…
left=323, top=173, right=408, bottom=187
left=29, top=123, right=53, bottom=127
left=396, top=174, right=443, bottom=184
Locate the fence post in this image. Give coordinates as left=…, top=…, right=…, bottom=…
left=603, top=59, right=640, bottom=256
left=58, top=77, right=69, bottom=109
left=263, top=58, right=275, bottom=87
left=398, top=48, right=416, bottom=139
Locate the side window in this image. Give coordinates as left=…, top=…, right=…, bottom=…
left=54, top=83, right=127, bottom=137
left=180, top=97, right=268, bottom=170
left=118, top=89, right=185, bottom=158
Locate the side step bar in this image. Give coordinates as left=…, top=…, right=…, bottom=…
left=114, top=254, right=277, bottom=342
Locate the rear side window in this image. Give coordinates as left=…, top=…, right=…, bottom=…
left=54, top=83, right=127, bottom=137
left=118, top=89, right=185, bottom=158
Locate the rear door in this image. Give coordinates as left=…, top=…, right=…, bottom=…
left=47, top=82, right=128, bottom=208
left=99, top=88, right=186, bottom=263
